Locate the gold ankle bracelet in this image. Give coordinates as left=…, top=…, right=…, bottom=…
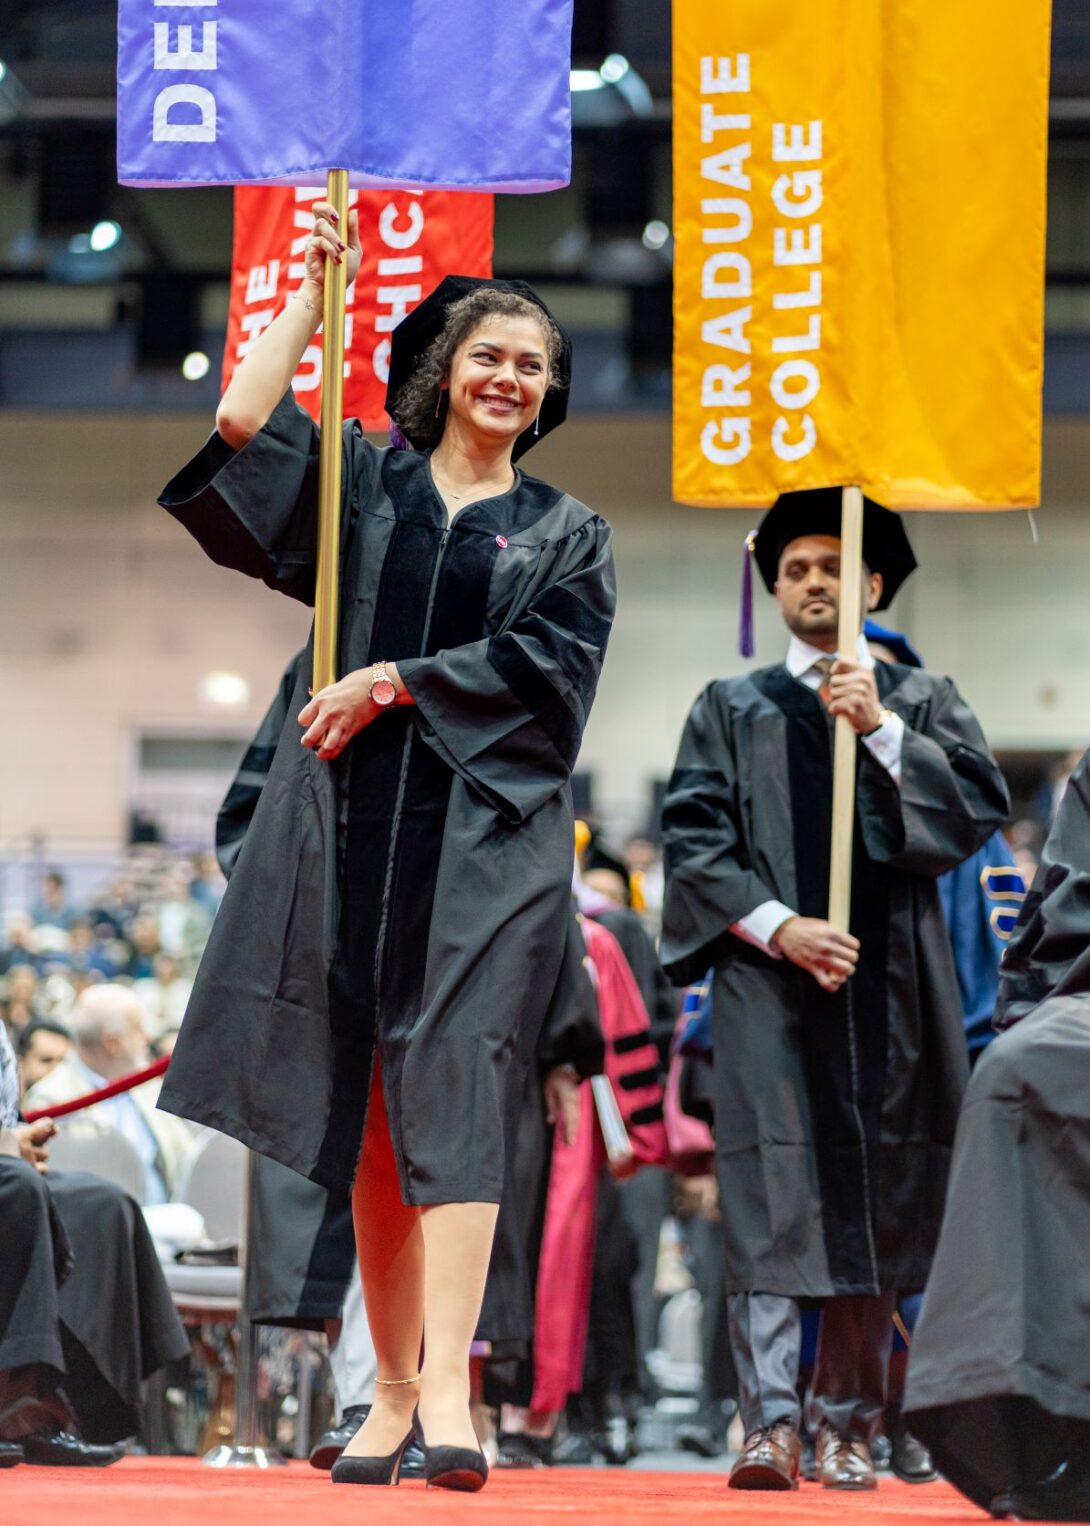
left=374, top=1374, right=421, bottom=1386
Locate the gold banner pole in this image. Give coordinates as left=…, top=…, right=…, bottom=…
left=828, top=485, right=864, bottom=932
left=313, top=167, right=350, bottom=696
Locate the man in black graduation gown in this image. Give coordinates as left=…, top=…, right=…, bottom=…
left=905, top=749, right=1090, bottom=1522
left=660, top=490, right=1008, bottom=1490
left=0, top=1021, right=189, bottom=1465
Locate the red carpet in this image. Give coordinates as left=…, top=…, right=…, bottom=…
left=1, top=1457, right=988, bottom=1525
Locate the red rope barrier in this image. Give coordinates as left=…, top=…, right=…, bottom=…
left=23, top=1055, right=171, bottom=1124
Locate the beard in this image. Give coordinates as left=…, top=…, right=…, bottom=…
left=789, top=601, right=839, bottom=640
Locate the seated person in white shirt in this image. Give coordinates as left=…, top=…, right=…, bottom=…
left=23, top=985, right=192, bottom=1205
left=660, top=489, right=1008, bottom=1493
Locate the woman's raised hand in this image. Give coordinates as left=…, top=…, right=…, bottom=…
left=303, top=201, right=362, bottom=294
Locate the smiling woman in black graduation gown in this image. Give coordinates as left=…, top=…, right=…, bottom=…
left=156, top=201, right=614, bottom=1488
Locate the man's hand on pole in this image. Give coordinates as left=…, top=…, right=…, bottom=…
left=772, top=916, right=860, bottom=993
left=826, top=660, right=883, bottom=734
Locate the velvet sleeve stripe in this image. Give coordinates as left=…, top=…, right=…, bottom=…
left=613, top=1030, right=655, bottom=1055
left=486, top=634, right=582, bottom=769
left=531, top=582, right=614, bottom=654
left=618, top=1065, right=662, bottom=1092
left=509, top=609, right=605, bottom=713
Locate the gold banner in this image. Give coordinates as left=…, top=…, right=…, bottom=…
left=672, top=0, right=1051, bottom=509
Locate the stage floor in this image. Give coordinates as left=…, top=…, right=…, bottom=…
left=2, top=1457, right=988, bottom=1525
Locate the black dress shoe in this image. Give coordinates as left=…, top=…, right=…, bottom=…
left=413, top=1405, right=488, bottom=1492
left=329, top=1424, right=415, bottom=1487
left=890, top=1423, right=938, bottom=1483
left=592, top=1415, right=636, bottom=1466
left=495, top=1432, right=552, bottom=1468
left=309, top=1404, right=369, bottom=1470
left=675, top=1419, right=725, bottom=1459
left=0, top=1440, right=23, bottom=1468
left=399, top=1437, right=426, bottom=1478
left=551, top=1430, right=595, bottom=1466
left=872, top=1431, right=893, bottom=1471
left=992, top=1459, right=1090, bottom=1521
left=21, top=1431, right=125, bottom=1467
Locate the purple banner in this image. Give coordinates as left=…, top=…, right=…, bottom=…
left=117, top=1, right=573, bottom=192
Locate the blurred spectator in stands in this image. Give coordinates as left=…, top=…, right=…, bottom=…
left=23, top=985, right=192, bottom=1204
left=16, top=1021, right=71, bottom=1097
left=133, top=952, right=192, bottom=1044
left=189, top=852, right=225, bottom=917
left=30, top=871, right=77, bottom=930
left=156, top=870, right=211, bottom=975
left=0, top=913, right=39, bottom=975
left=1, top=965, right=47, bottom=1036
left=63, top=919, right=121, bottom=981
left=123, top=912, right=161, bottom=980
left=86, top=876, right=139, bottom=941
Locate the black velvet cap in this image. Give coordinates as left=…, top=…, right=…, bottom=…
left=385, top=275, right=572, bottom=461
left=753, top=488, right=917, bottom=610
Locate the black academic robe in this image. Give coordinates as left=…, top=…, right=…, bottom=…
left=156, top=391, right=614, bottom=1203
left=247, top=910, right=604, bottom=1341
left=0, top=1161, right=189, bottom=1443
left=905, top=753, right=1090, bottom=1510
left=660, top=660, right=1008, bottom=1298
left=222, top=669, right=603, bottom=1339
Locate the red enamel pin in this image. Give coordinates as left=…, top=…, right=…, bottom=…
left=496, top=535, right=508, bottom=549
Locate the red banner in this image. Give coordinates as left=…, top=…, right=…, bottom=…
left=223, top=186, right=494, bottom=430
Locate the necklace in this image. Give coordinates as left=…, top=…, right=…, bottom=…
left=433, top=464, right=513, bottom=503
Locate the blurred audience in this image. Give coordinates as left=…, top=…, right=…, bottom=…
left=133, top=953, right=193, bottom=1043
left=30, top=870, right=77, bottom=930
left=22, top=985, right=193, bottom=1205
left=16, top=1021, right=71, bottom=1096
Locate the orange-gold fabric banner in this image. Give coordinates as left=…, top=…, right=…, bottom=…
left=672, top=1, right=1051, bottom=509
left=223, top=187, right=494, bottom=429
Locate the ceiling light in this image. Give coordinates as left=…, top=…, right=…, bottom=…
left=89, top=220, right=122, bottom=252
left=642, top=220, right=671, bottom=251
left=600, top=54, right=630, bottom=84
left=182, top=351, right=211, bottom=382
left=570, top=69, right=606, bottom=92
left=198, top=671, right=250, bottom=709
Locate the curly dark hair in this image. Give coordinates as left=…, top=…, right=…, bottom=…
left=392, top=288, right=567, bottom=449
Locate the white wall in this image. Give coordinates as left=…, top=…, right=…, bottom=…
left=2, top=410, right=1087, bottom=845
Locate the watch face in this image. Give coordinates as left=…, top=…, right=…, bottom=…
left=370, top=677, right=397, bottom=707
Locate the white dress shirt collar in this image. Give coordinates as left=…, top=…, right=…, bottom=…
left=785, top=631, right=875, bottom=679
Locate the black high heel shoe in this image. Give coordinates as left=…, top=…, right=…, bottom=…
left=330, top=1426, right=414, bottom=1486
left=413, top=1405, right=489, bottom=1492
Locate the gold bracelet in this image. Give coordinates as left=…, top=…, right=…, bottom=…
left=374, top=1373, right=421, bottom=1386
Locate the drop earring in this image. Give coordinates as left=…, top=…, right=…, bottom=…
left=434, top=393, right=443, bottom=419
left=533, top=413, right=541, bottom=437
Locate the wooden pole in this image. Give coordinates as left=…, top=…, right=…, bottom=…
left=312, top=167, right=350, bottom=696
left=828, top=485, right=864, bottom=932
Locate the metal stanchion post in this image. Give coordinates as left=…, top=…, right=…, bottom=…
left=203, top=1148, right=287, bottom=1468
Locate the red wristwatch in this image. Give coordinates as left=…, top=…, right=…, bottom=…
left=369, top=660, right=397, bottom=708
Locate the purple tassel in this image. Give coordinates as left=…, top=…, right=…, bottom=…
left=738, top=530, right=756, bottom=658
left=388, top=419, right=411, bottom=451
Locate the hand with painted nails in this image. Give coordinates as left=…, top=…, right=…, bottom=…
left=304, top=199, right=362, bottom=293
